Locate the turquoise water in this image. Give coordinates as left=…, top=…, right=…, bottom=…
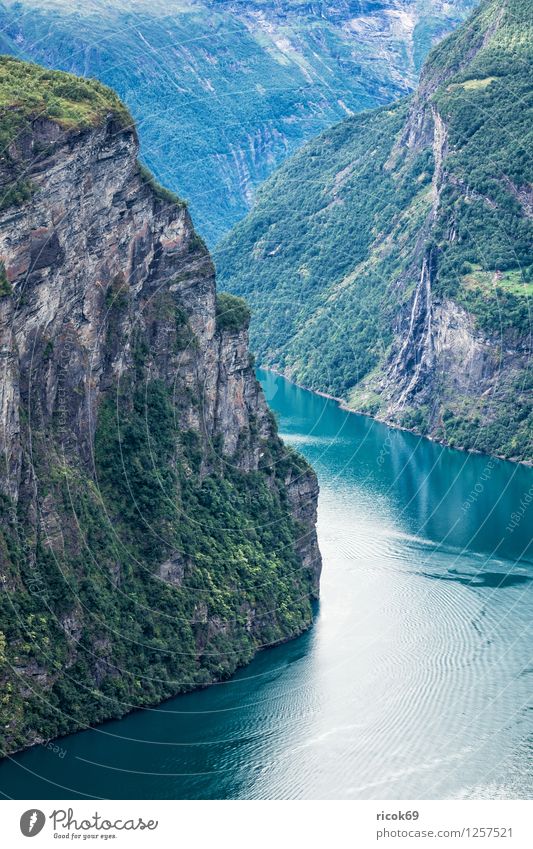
left=1, top=369, right=532, bottom=799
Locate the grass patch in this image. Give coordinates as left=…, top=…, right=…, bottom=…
left=0, top=55, right=133, bottom=155
left=463, top=267, right=533, bottom=297
left=451, top=76, right=498, bottom=90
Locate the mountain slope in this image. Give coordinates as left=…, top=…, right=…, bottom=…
left=217, top=0, right=533, bottom=462
left=0, top=57, right=320, bottom=756
left=0, top=0, right=474, bottom=244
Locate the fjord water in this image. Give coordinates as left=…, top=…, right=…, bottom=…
left=1, top=370, right=532, bottom=800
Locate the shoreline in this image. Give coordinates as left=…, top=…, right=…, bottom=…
left=0, top=612, right=318, bottom=763
left=261, top=366, right=533, bottom=470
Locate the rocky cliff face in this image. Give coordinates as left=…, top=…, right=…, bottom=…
left=351, top=0, right=533, bottom=460
left=363, top=278, right=531, bottom=458
left=0, top=62, right=320, bottom=755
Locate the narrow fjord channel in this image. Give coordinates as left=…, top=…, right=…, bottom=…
left=1, top=370, right=532, bottom=800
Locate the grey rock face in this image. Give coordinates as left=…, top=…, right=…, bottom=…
left=0, top=111, right=321, bottom=753
left=0, top=114, right=315, bottom=488
left=285, top=467, right=321, bottom=596
left=358, top=100, right=530, bottom=458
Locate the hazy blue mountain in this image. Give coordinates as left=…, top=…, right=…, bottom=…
left=0, top=0, right=474, bottom=243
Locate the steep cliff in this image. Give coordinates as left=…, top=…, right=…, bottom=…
left=0, top=57, right=320, bottom=755
left=217, top=0, right=533, bottom=463
left=0, top=0, right=474, bottom=244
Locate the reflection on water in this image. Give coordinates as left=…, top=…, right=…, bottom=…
left=0, top=369, right=531, bottom=799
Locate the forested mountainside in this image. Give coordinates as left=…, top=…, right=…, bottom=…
left=217, top=0, right=533, bottom=463
left=0, top=0, right=474, bottom=244
left=0, top=57, right=320, bottom=756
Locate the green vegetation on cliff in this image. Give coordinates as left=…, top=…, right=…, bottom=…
left=0, top=294, right=316, bottom=757
left=0, top=55, right=135, bottom=212
left=0, top=55, right=132, bottom=150
left=217, top=0, right=533, bottom=462
left=0, top=389, right=313, bottom=750
left=216, top=292, right=251, bottom=333
left=427, top=0, right=533, bottom=323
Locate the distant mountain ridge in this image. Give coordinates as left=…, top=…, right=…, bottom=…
left=217, top=0, right=533, bottom=462
left=0, top=0, right=474, bottom=243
